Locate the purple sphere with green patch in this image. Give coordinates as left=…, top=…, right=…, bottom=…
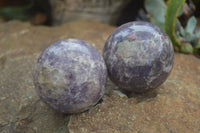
left=33, top=39, right=107, bottom=113
left=103, top=21, right=174, bottom=93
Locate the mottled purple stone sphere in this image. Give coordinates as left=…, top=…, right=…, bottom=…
left=33, top=39, right=107, bottom=113
left=103, top=21, right=174, bottom=93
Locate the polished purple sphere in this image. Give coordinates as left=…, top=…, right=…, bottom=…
left=33, top=39, right=107, bottom=113
left=103, top=21, right=174, bottom=93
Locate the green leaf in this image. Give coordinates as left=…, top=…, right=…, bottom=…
left=180, top=43, right=193, bottom=53
left=185, top=16, right=197, bottom=34
left=195, top=39, right=200, bottom=49
left=164, top=0, right=186, bottom=50
left=184, top=32, right=196, bottom=42
left=178, top=6, right=184, bottom=17
left=195, top=42, right=200, bottom=49
left=145, top=0, right=166, bottom=29
left=195, top=29, right=200, bottom=39
left=181, top=16, right=200, bottom=43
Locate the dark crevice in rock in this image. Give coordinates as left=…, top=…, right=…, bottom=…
left=121, top=88, right=158, bottom=103
left=66, top=116, right=71, bottom=133
left=90, top=98, right=104, bottom=109
left=97, top=98, right=103, bottom=105
left=59, top=114, right=71, bottom=133
left=0, top=56, right=6, bottom=70
left=194, top=53, right=200, bottom=59
left=104, top=78, right=116, bottom=97
left=104, top=78, right=159, bottom=100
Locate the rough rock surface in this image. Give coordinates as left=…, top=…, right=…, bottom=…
left=0, top=20, right=200, bottom=133
left=49, top=0, right=131, bottom=25
left=69, top=53, right=200, bottom=133
left=0, top=20, right=113, bottom=133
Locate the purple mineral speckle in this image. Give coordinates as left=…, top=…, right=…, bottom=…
left=33, top=39, right=107, bottom=113
left=103, top=21, right=174, bottom=93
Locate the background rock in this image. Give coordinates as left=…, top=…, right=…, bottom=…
left=49, top=0, right=131, bottom=25
left=69, top=53, right=200, bottom=133
left=0, top=20, right=200, bottom=133
left=0, top=20, right=114, bottom=133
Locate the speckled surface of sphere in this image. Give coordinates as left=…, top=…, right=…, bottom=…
left=103, top=21, right=174, bottom=93
left=33, top=39, right=107, bottom=113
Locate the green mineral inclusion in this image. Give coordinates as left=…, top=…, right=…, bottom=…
left=116, top=40, right=144, bottom=59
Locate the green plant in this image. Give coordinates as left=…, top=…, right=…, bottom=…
left=145, top=0, right=166, bottom=30
left=164, top=0, right=186, bottom=51
left=145, top=0, right=200, bottom=54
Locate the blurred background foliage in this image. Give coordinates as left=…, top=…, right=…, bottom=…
left=0, top=0, right=51, bottom=25
left=0, top=0, right=199, bottom=55
left=145, top=0, right=200, bottom=54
